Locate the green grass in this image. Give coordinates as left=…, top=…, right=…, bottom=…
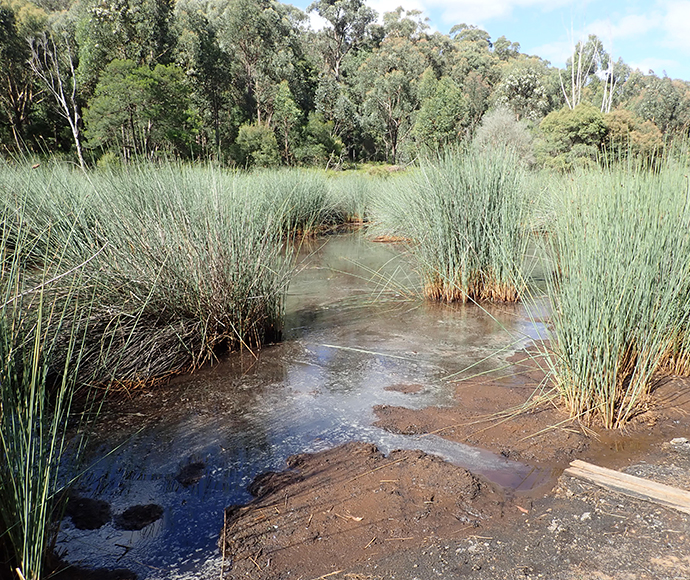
left=542, top=162, right=690, bottom=428
left=371, top=147, right=529, bottom=303
left=0, top=202, right=95, bottom=580
left=325, top=171, right=377, bottom=224
left=0, top=161, right=306, bottom=386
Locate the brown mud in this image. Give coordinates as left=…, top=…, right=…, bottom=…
left=220, top=357, right=690, bottom=580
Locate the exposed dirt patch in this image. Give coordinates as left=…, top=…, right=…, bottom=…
left=219, top=357, right=690, bottom=580
left=383, top=383, right=425, bottom=394
left=220, top=442, right=506, bottom=579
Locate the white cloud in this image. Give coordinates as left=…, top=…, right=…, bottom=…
left=662, top=1, right=690, bottom=51
left=587, top=14, right=660, bottom=43
left=628, top=56, right=680, bottom=76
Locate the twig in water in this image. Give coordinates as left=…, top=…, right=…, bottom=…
left=220, top=509, right=227, bottom=580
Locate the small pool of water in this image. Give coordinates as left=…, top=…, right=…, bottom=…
left=57, top=233, right=548, bottom=578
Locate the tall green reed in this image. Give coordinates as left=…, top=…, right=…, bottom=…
left=372, top=148, right=528, bottom=303
left=543, top=163, right=690, bottom=428
left=0, top=196, right=95, bottom=580
left=326, top=172, right=376, bottom=224
left=0, top=161, right=305, bottom=386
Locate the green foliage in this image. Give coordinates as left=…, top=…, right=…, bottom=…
left=173, top=0, right=233, bottom=153
left=308, top=0, right=376, bottom=79
left=294, top=112, right=343, bottom=167
left=235, top=122, right=280, bottom=167
left=2, top=0, right=690, bottom=164
left=76, top=0, right=176, bottom=94
left=412, top=75, right=467, bottom=151
left=493, top=35, right=520, bottom=61
left=627, top=76, right=689, bottom=134
left=450, top=24, right=500, bottom=88
left=84, top=59, right=199, bottom=159
left=272, top=80, right=302, bottom=164
left=373, top=147, right=528, bottom=302
left=537, top=103, right=608, bottom=170
left=356, top=36, right=427, bottom=163
left=0, top=0, right=48, bottom=150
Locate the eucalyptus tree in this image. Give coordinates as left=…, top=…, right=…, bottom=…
left=174, top=0, right=233, bottom=153
left=355, top=35, right=427, bottom=163
left=627, top=75, right=688, bottom=134
left=314, top=72, right=361, bottom=160
left=29, top=29, right=86, bottom=167
left=75, top=0, right=176, bottom=95
left=412, top=71, right=468, bottom=150
left=492, top=58, right=550, bottom=122
left=559, top=34, right=606, bottom=110
left=449, top=23, right=499, bottom=86
left=382, top=6, right=428, bottom=40
left=272, top=79, right=302, bottom=163
left=0, top=0, right=47, bottom=150
left=83, top=58, right=198, bottom=159
left=212, top=0, right=312, bottom=125
left=493, top=35, right=520, bottom=61
left=308, top=0, right=376, bottom=80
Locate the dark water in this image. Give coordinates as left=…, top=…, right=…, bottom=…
left=57, top=234, right=547, bottom=578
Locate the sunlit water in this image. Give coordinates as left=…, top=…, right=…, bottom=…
left=57, top=233, right=547, bottom=578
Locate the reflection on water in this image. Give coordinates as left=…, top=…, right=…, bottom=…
left=57, top=233, right=547, bottom=578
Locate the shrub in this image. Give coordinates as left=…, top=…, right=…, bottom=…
left=236, top=123, right=280, bottom=168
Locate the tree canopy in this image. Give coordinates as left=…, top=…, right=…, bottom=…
left=1, top=0, right=689, bottom=167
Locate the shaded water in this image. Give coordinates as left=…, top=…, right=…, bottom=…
left=57, top=233, right=546, bottom=578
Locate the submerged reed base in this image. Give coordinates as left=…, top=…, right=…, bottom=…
left=423, top=276, right=520, bottom=303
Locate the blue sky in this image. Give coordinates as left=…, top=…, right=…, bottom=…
left=293, top=0, right=690, bottom=81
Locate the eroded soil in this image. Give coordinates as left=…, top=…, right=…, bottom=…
left=220, top=363, right=690, bottom=580
left=221, top=443, right=506, bottom=579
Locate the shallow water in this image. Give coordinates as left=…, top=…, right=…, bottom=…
left=57, top=233, right=547, bottom=577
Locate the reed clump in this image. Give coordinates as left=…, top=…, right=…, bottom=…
left=326, top=171, right=377, bottom=224
left=238, top=168, right=348, bottom=236
left=372, top=148, right=528, bottom=303
left=0, top=208, right=95, bottom=580
left=544, top=162, right=690, bottom=428
left=0, top=161, right=298, bottom=386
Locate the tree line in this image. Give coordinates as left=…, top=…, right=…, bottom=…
left=1, top=0, right=689, bottom=168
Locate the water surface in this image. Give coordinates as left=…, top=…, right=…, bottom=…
left=57, top=233, right=545, bottom=577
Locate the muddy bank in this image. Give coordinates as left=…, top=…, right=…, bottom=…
left=374, top=355, right=690, bottom=472
left=220, top=371, right=690, bottom=580
left=353, top=443, right=690, bottom=580
left=220, top=442, right=507, bottom=579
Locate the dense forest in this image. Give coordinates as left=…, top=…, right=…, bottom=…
left=2, top=0, right=690, bottom=169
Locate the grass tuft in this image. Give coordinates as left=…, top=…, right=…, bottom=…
left=372, top=148, right=528, bottom=303
left=543, top=162, right=690, bottom=428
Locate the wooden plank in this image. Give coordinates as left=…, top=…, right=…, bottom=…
left=563, top=459, right=690, bottom=516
